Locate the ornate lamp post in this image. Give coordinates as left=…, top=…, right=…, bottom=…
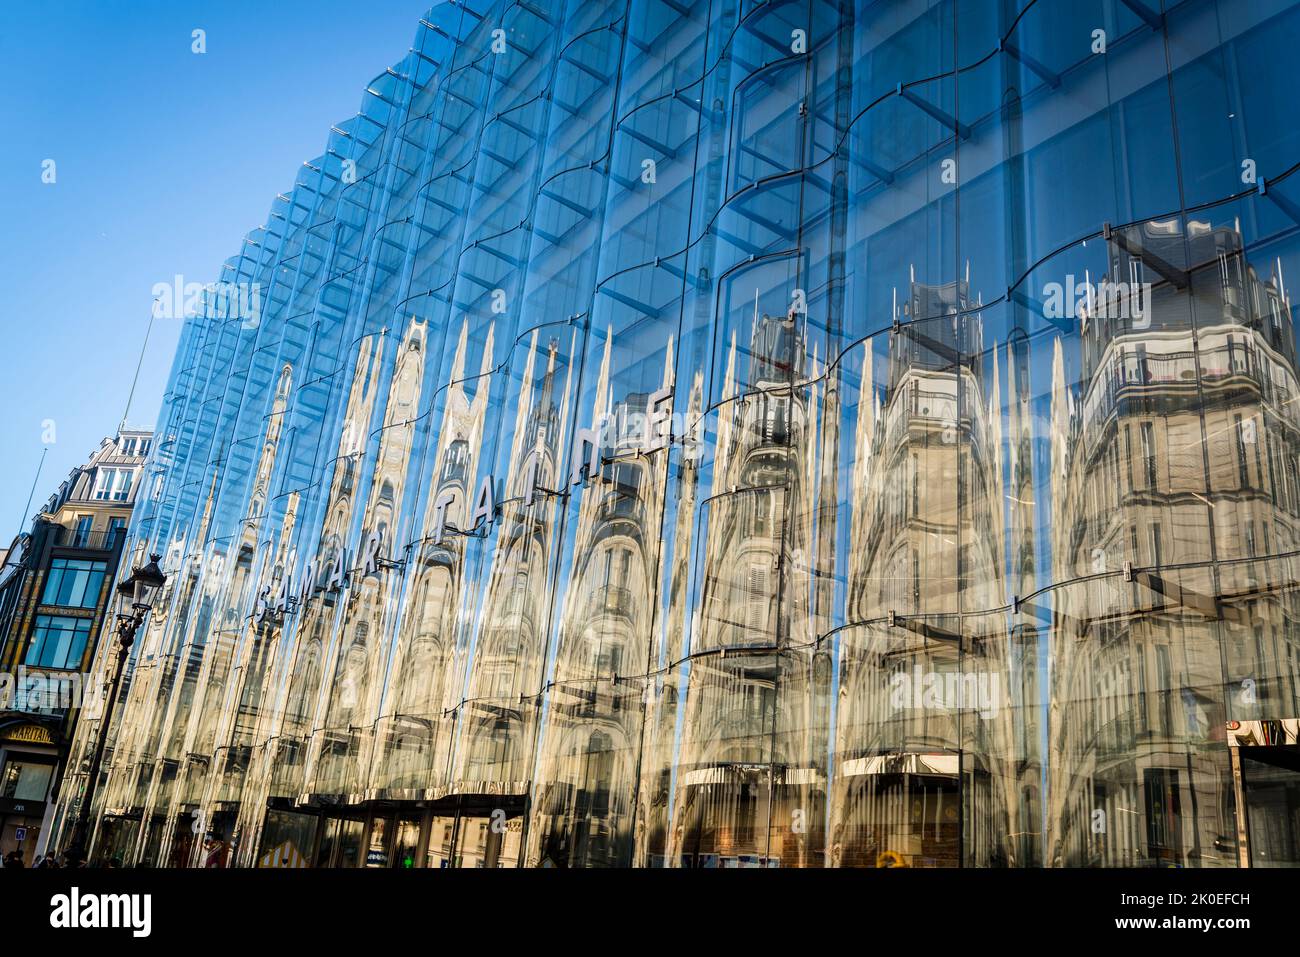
left=63, top=553, right=167, bottom=863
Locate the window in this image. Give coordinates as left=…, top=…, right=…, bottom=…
left=911, top=453, right=919, bottom=518
left=1, top=759, right=54, bottom=801
left=745, top=562, right=769, bottom=636
left=1137, top=650, right=1148, bottom=733
left=115, top=468, right=134, bottom=500
left=107, top=516, right=127, bottom=540
left=1144, top=768, right=1182, bottom=862
left=41, top=558, right=108, bottom=608
left=119, top=436, right=150, bottom=457
left=93, top=470, right=113, bottom=499
left=72, top=515, right=93, bottom=547
left=1140, top=422, right=1157, bottom=490
left=1234, top=413, right=1250, bottom=489
left=93, top=467, right=134, bottom=501
left=1253, top=419, right=1264, bottom=484
left=1156, top=645, right=1172, bottom=734
left=25, top=614, right=94, bottom=670
left=1123, top=424, right=1133, bottom=491
left=1288, top=644, right=1300, bottom=713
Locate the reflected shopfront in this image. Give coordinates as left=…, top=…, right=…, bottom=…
left=55, top=0, right=1300, bottom=868
left=256, top=796, right=525, bottom=868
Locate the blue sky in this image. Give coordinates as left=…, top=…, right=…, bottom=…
left=0, top=0, right=428, bottom=539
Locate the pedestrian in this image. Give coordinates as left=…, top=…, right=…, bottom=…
left=3, top=850, right=25, bottom=868
left=34, top=852, right=59, bottom=869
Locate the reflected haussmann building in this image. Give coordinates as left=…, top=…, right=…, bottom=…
left=54, top=0, right=1300, bottom=867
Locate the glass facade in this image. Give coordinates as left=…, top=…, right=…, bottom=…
left=59, top=0, right=1300, bottom=868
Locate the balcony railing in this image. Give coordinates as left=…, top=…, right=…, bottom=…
left=597, top=584, right=635, bottom=618
left=56, top=526, right=127, bottom=551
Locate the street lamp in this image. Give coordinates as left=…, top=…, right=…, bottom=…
left=63, top=553, right=167, bottom=864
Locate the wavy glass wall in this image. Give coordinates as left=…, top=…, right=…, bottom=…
left=57, top=0, right=1300, bottom=868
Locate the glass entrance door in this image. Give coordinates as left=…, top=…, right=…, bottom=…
left=454, top=809, right=522, bottom=868
left=425, top=815, right=457, bottom=868
left=1241, top=746, right=1300, bottom=867
left=315, top=816, right=364, bottom=867
left=308, top=799, right=526, bottom=867
left=424, top=796, right=525, bottom=868
left=392, top=814, right=421, bottom=868
left=364, top=814, right=392, bottom=867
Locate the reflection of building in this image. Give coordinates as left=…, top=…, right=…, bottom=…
left=662, top=309, right=812, bottom=869
left=1048, top=221, right=1300, bottom=867
left=54, top=1, right=1300, bottom=868
left=528, top=331, right=667, bottom=867
left=0, top=429, right=150, bottom=864
left=830, top=281, right=1028, bottom=867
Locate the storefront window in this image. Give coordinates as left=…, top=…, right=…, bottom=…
left=1, top=759, right=53, bottom=801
